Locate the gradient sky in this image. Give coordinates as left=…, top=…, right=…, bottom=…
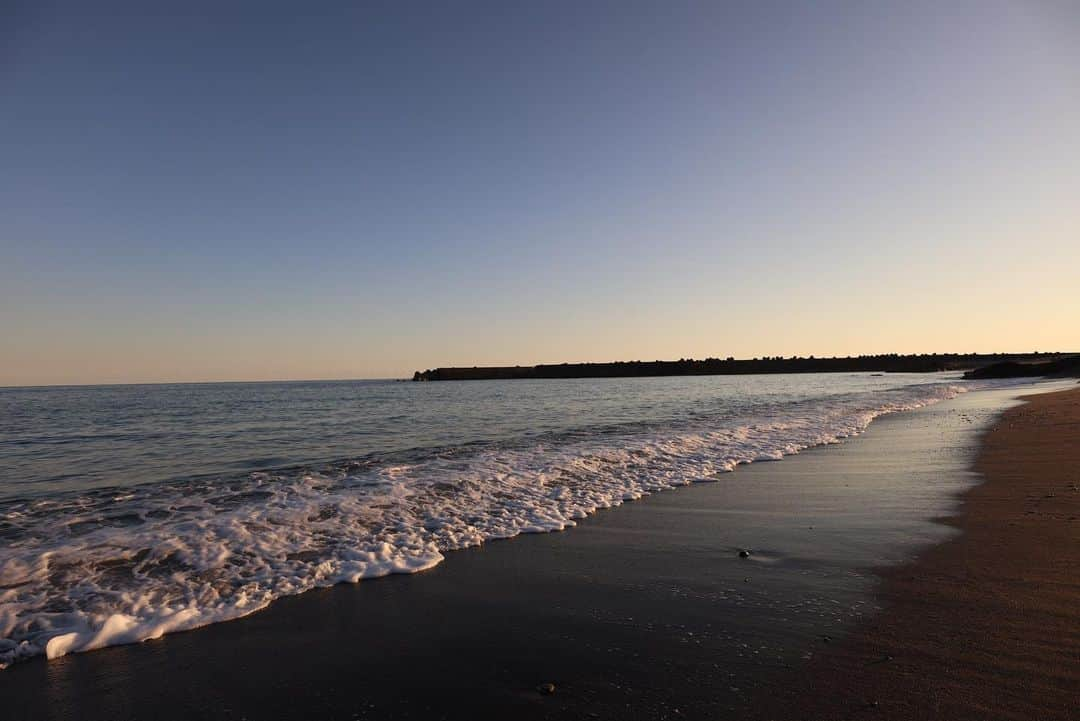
left=2, top=1, right=1079, bottom=385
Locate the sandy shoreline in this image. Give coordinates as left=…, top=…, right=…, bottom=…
left=1, top=383, right=1070, bottom=720
left=771, top=385, right=1080, bottom=720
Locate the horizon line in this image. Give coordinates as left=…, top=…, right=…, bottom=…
left=4, top=350, right=1076, bottom=390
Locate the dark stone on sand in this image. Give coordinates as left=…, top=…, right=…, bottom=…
left=738, top=549, right=751, bottom=558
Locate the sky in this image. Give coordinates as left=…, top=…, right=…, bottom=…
left=2, top=0, right=1079, bottom=385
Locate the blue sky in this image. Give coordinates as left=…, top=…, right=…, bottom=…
left=3, top=1, right=1078, bottom=384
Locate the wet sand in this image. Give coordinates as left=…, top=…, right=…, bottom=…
left=0, top=383, right=1062, bottom=720
left=771, top=385, right=1080, bottom=721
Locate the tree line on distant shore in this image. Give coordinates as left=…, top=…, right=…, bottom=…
left=412, top=352, right=1075, bottom=382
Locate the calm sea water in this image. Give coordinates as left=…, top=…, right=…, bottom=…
left=0, top=373, right=985, bottom=667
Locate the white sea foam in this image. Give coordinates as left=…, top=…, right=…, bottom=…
left=0, top=381, right=979, bottom=668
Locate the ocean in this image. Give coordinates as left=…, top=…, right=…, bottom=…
left=0, top=372, right=999, bottom=668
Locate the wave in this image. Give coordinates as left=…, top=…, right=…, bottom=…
left=0, top=381, right=977, bottom=668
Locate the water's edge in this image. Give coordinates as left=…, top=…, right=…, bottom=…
left=0, top=379, right=1049, bottom=668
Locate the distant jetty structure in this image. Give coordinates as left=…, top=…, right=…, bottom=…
left=413, top=353, right=1076, bottom=382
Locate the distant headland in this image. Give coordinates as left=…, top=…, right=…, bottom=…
left=413, top=352, right=1078, bottom=382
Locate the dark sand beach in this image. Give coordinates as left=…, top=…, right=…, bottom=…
left=769, top=385, right=1080, bottom=721
left=2, top=383, right=1073, bottom=720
